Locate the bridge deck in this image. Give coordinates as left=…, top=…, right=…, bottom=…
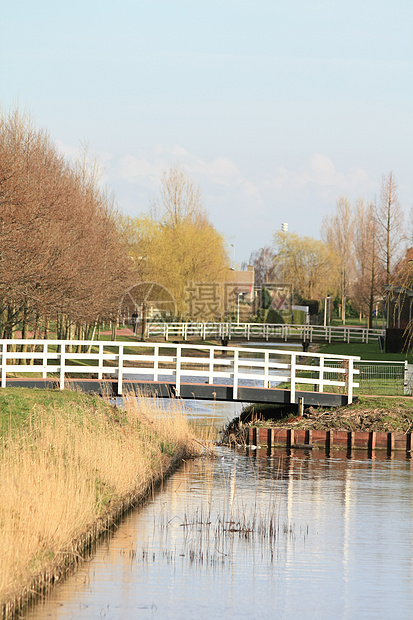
left=5, top=378, right=350, bottom=407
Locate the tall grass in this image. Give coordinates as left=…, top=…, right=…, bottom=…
left=0, top=391, right=202, bottom=617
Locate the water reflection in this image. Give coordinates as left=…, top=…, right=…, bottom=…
left=24, top=399, right=413, bottom=620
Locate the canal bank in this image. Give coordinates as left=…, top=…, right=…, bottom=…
left=225, top=395, right=413, bottom=447
left=0, top=389, right=202, bottom=619
left=4, top=391, right=413, bottom=619
left=22, top=441, right=413, bottom=620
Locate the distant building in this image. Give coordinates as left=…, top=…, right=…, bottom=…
left=228, top=265, right=255, bottom=302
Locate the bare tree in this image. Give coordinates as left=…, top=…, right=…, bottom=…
left=321, top=195, right=354, bottom=325
left=0, top=107, right=132, bottom=339
left=151, top=166, right=206, bottom=229
left=248, top=246, right=278, bottom=287
left=352, top=199, right=384, bottom=327
left=375, top=172, right=405, bottom=285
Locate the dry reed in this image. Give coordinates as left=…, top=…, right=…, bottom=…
left=0, top=391, right=202, bottom=617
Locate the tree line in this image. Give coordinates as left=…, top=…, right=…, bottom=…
left=2, top=106, right=409, bottom=336
left=0, top=110, right=230, bottom=338
left=0, top=109, right=132, bottom=339
left=250, top=172, right=408, bottom=328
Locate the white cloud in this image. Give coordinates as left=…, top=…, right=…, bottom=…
left=117, top=146, right=243, bottom=188
left=102, top=146, right=379, bottom=259
left=270, top=153, right=374, bottom=199
left=114, top=145, right=264, bottom=216
left=118, top=154, right=161, bottom=181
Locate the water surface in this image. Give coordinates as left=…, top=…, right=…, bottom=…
left=24, top=403, right=413, bottom=620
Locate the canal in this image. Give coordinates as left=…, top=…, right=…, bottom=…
left=24, top=399, right=413, bottom=619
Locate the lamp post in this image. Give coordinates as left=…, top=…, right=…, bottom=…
left=230, top=244, right=235, bottom=270
left=408, top=260, right=413, bottom=327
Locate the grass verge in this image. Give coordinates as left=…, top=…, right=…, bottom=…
left=0, top=388, right=203, bottom=618
left=316, top=340, right=413, bottom=363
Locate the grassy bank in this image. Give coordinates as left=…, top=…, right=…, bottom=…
left=0, top=389, right=202, bottom=618
left=316, top=340, right=413, bottom=363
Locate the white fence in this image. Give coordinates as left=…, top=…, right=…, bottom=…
left=0, top=339, right=360, bottom=403
left=145, top=322, right=384, bottom=344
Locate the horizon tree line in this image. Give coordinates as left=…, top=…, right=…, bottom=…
left=2, top=106, right=410, bottom=337
left=249, top=172, right=408, bottom=328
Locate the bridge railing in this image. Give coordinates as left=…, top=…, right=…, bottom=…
left=145, top=322, right=384, bottom=343
left=0, top=339, right=360, bottom=403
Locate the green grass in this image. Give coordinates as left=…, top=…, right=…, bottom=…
left=94, top=333, right=140, bottom=343
left=352, top=395, right=413, bottom=410
left=328, top=317, right=383, bottom=328
left=316, top=341, right=413, bottom=363
left=0, top=388, right=112, bottom=437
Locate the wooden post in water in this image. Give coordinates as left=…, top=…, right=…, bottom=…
left=347, top=431, right=354, bottom=455
left=326, top=430, right=333, bottom=454
left=387, top=432, right=394, bottom=457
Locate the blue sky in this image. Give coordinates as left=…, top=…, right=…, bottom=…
left=1, top=1, right=412, bottom=263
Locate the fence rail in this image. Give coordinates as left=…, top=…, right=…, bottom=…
left=145, top=322, right=384, bottom=344
left=0, top=339, right=360, bottom=403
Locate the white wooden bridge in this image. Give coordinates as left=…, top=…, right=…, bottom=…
left=0, top=339, right=360, bottom=406
left=145, top=321, right=384, bottom=344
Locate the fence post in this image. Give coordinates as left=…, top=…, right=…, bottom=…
left=209, top=347, right=214, bottom=384
left=59, top=343, right=65, bottom=390
left=117, top=344, right=123, bottom=395
left=290, top=353, right=296, bottom=403
left=42, top=342, right=48, bottom=378
left=347, top=358, right=354, bottom=404
left=154, top=344, right=159, bottom=382
left=98, top=343, right=104, bottom=380
left=175, top=346, right=181, bottom=396
left=1, top=342, right=6, bottom=388
left=404, top=360, right=409, bottom=396
left=233, top=349, right=239, bottom=400
left=264, top=351, right=269, bottom=388
left=318, top=355, right=325, bottom=393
